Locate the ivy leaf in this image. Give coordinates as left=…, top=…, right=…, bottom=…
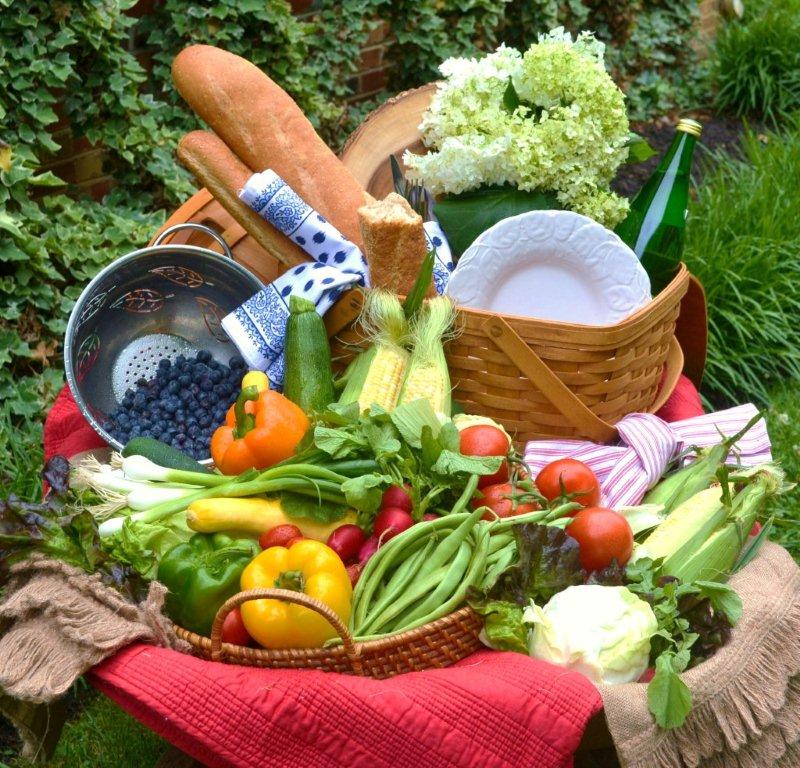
left=0, top=212, right=23, bottom=238
left=624, top=132, right=658, bottom=164
left=434, top=185, right=561, bottom=258
left=647, top=653, right=693, bottom=729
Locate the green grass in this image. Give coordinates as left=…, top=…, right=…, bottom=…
left=683, top=117, right=800, bottom=408
left=764, top=384, right=800, bottom=556
left=713, top=0, right=800, bottom=124
left=4, top=689, right=164, bottom=768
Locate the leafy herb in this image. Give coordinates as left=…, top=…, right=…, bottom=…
left=402, top=252, right=436, bottom=319
left=626, top=557, right=742, bottom=729
left=0, top=457, right=148, bottom=601
left=493, top=524, right=584, bottom=606
left=434, top=185, right=561, bottom=258
left=467, top=590, right=528, bottom=653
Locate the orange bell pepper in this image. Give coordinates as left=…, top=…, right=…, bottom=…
left=210, top=385, right=309, bottom=475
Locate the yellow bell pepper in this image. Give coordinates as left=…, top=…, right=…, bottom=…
left=239, top=539, right=352, bottom=649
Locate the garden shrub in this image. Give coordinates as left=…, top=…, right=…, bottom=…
left=683, top=117, right=800, bottom=407
left=713, top=0, right=800, bottom=124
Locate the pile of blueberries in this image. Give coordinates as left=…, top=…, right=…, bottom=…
left=103, top=350, right=247, bottom=460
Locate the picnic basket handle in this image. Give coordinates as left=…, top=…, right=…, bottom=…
left=481, top=315, right=619, bottom=444
left=210, top=588, right=364, bottom=674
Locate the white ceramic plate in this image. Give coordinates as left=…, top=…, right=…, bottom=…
left=445, top=210, right=651, bottom=325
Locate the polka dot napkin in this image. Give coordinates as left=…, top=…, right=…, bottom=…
left=222, top=170, right=453, bottom=387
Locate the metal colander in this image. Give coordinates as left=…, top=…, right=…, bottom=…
left=64, top=223, right=264, bottom=457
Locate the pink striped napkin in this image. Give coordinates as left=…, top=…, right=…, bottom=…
left=523, top=404, right=772, bottom=508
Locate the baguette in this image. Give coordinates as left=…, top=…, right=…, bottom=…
left=177, top=130, right=308, bottom=270
left=358, top=193, right=432, bottom=296
left=172, top=45, right=368, bottom=249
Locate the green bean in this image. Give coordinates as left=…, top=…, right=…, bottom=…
left=414, top=503, right=485, bottom=582
left=358, top=538, right=436, bottom=627
left=487, top=531, right=513, bottom=555
left=480, top=544, right=516, bottom=591
left=448, top=474, right=480, bottom=516
left=355, top=563, right=452, bottom=636
left=350, top=514, right=467, bottom=629
left=389, top=540, right=473, bottom=630
left=392, top=523, right=491, bottom=635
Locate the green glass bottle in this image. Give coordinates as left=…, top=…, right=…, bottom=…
left=615, top=118, right=702, bottom=294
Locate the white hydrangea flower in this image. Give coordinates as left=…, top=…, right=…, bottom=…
left=405, top=29, right=630, bottom=228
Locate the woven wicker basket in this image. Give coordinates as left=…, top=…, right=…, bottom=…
left=176, top=588, right=483, bottom=677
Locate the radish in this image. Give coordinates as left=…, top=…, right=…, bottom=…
left=422, top=512, right=439, bottom=521
left=327, top=524, right=366, bottom=564
left=373, top=507, right=414, bottom=542
left=358, top=535, right=380, bottom=564
left=346, top=563, right=362, bottom=587
left=381, top=484, right=412, bottom=513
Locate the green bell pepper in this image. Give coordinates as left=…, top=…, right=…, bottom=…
left=157, top=533, right=259, bottom=636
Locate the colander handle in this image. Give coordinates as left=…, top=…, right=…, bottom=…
left=153, top=223, right=234, bottom=260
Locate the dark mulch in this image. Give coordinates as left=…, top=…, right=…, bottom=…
left=614, top=113, right=750, bottom=198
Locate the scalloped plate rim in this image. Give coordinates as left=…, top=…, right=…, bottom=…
left=445, top=210, right=652, bottom=325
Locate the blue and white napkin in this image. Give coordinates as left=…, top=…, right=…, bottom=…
left=222, top=170, right=453, bottom=388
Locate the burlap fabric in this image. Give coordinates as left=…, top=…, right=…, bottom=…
left=0, top=555, right=188, bottom=703
left=601, top=542, right=800, bottom=768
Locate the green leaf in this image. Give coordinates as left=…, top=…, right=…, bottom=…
left=361, top=420, right=401, bottom=460
left=647, top=654, right=693, bottom=729
left=431, top=450, right=503, bottom=478
left=313, top=425, right=367, bottom=459
left=0, top=211, right=23, bottom=238
left=502, top=77, right=520, bottom=114
left=467, top=593, right=528, bottom=653
left=279, top=491, right=350, bottom=524
left=624, top=132, right=658, bottom=164
left=733, top=516, right=773, bottom=572
left=402, top=251, right=435, bottom=319
left=694, top=581, right=744, bottom=625
left=341, top=473, right=391, bottom=512
left=434, top=185, right=561, bottom=258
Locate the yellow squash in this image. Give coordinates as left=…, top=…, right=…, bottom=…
left=186, top=497, right=356, bottom=540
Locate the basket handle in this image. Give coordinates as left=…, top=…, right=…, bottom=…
left=481, top=315, right=618, bottom=444
left=210, top=588, right=364, bottom=674
left=153, top=223, right=234, bottom=260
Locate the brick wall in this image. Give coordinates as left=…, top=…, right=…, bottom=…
left=41, top=1, right=718, bottom=200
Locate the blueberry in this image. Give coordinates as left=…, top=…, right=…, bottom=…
left=197, top=350, right=211, bottom=363
left=200, top=378, right=213, bottom=392
left=179, top=374, right=190, bottom=387
left=229, top=355, right=245, bottom=370
left=199, top=414, right=211, bottom=428
left=165, top=380, right=178, bottom=395
left=190, top=383, right=200, bottom=395
left=130, top=425, right=142, bottom=436
left=179, top=389, right=192, bottom=403
left=164, top=401, right=178, bottom=414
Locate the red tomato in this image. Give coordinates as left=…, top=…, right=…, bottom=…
left=472, top=482, right=540, bottom=520
left=259, top=524, right=303, bottom=550
left=535, top=458, right=601, bottom=508
left=459, top=425, right=511, bottom=489
left=381, top=484, right=413, bottom=513
left=566, top=507, right=633, bottom=572
left=220, top=607, right=254, bottom=647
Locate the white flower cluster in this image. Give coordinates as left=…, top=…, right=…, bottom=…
left=404, top=29, right=631, bottom=227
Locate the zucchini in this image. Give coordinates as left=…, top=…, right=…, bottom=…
left=283, top=295, right=335, bottom=413
left=121, top=436, right=210, bottom=474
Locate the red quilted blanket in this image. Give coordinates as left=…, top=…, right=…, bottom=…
left=44, top=379, right=703, bottom=768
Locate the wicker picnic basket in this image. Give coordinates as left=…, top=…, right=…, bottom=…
left=175, top=588, right=484, bottom=677
left=158, top=88, right=699, bottom=675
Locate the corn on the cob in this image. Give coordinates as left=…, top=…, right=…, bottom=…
left=398, top=296, right=455, bottom=416
left=641, top=464, right=788, bottom=583
left=643, top=413, right=762, bottom=511
left=337, top=291, right=410, bottom=413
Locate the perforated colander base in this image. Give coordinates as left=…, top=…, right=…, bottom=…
left=112, top=333, right=198, bottom=402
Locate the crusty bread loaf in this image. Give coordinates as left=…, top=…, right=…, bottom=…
left=177, top=130, right=308, bottom=269
left=172, top=45, right=368, bottom=249
left=359, top=193, right=432, bottom=295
